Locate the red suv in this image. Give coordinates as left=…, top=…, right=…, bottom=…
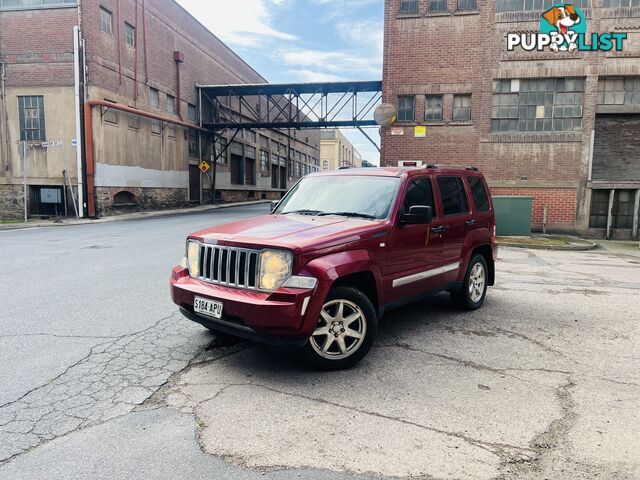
left=171, top=166, right=497, bottom=369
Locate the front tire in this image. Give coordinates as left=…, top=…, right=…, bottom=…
left=452, top=254, right=488, bottom=311
left=302, top=286, right=377, bottom=370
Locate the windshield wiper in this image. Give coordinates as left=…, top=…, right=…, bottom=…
left=281, top=209, right=322, bottom=216
left=317, top=211, right=377, bottom=220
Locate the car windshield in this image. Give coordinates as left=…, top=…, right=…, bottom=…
left=275, top=175, right=400, bottom=220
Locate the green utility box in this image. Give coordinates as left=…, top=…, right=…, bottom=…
left=492, top=196, right=534, bottom=236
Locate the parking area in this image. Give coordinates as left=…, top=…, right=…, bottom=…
left=0, top=207, right=638, bottom=480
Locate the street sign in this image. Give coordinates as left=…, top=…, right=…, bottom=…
left=199, top=161, right=210, bottom=173
left=71, top=138, right=78, bottom=147
left=391, top=127, right=404, bottom=136
left=41, top=140, right=63, bottom=148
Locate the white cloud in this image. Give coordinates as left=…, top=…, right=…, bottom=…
left=176, top=0, right=296, bottom=48
left=278, top=48, right=381, bottom=78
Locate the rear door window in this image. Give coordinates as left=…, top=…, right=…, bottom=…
left=403, top=178, right=435, bottom=214
left=467, top=176, right=490, bottom=212
left=437, top=177, right=469, bottom=216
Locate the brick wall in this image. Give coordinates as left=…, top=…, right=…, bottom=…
left=491, top=187, right=577, bottom=229
left=381, top=0, right=640, bottom=232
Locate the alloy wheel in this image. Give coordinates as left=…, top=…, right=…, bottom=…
left=309, top=299, right=367, bottom=360
left=469, top=262, right=486, bottom=303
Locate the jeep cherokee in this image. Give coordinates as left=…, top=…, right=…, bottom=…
left=170, top=166, right=497, bottom=370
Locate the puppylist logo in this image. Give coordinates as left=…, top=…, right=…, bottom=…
left=507, top=4, right=627, bottom=53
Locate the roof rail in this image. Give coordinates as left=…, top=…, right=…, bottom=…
left=423, top=164, right=479, bottom=171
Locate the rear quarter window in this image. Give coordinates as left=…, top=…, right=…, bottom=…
left=437, top=176, right=469, bottom=216
left=467, top=176, right=490, bottom=212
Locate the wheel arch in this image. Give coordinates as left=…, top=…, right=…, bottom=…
left=470, top=244, right=495, bottom=286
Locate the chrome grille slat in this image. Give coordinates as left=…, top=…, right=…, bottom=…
left=197, top=244, right=259, bottom=290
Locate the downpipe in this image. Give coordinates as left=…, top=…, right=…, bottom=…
left=73, top=26, right=85, bottom=217
left=1, top=62, right=10, bottom=173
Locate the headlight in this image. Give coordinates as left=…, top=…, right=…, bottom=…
left=187, top=240, right=200, bottom=277
left=259, top=250, right=293, bottom=291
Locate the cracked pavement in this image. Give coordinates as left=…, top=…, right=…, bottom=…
left=1, top=205, right=639, bottom=479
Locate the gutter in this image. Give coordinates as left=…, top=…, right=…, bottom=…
left=83, top=99, right=210, bottom=218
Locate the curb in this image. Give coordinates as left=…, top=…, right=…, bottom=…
left=498, top=236, right=598, bottom=251
left=0, top=200, right=271, bottom=230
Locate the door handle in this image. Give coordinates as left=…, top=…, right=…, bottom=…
left=431, top=226, right=445, bottom=234
left=465, top=220, right=476, bottom=226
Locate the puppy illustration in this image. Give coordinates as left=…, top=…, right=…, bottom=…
left=542, top=4, right=581, bottom=52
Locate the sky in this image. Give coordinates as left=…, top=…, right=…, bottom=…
left=175, top=0, right=384, bottom=165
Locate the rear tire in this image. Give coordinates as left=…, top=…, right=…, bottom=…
left=302, top=286, right=377, bottom=371
left=452, top=254, right=488, bottom=311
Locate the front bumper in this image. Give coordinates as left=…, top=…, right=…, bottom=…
left=170, top=266, right=321, bottom=342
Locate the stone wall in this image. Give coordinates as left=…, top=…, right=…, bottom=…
left=0, top=185, right=24, bottom=219
left=95, top=187, right=189, bottom=217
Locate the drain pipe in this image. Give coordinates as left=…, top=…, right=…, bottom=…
left=1, top=62, right=10, bottom=173
left=73, top=26, right=85, bottom=217
left=83, top=99, right=210, bottom=217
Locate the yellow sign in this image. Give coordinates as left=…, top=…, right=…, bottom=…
left=414, top=126, right=427, bottom=138
left=199, top=161, right=210, bottom=173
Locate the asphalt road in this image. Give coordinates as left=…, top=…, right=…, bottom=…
left=1, top=204, right=639, bottom=479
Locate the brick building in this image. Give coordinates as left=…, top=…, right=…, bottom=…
left=0, top=0, right=320, bottom=219
left=320, top=129, right=363, bottom=171
left=381, top=0, right=640, bottom=239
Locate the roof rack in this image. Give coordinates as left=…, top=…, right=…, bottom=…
left=423, top=164, right=479, bottom=171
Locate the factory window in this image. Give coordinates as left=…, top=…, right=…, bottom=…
left=260, top=135, right=269, bottom=148
left=458, top=0, right=477, bottom=10
left=167, top=95, right=175, bottom=114
left=189, top=129, right=199, bottom=157
left=453, top=95, right=472, bottom=122
left=602, top=0, right=640, bottom=6
left=397, top=96, right=415, bottom=122
left=323, top=160, right=329, bottom=170
left=589, top=190, right=609, bottom=228
left=587, top=189, right=635, bottom=229
left=99, top=7, right=112, bottom=35
left=425, top=95, right=443, bottom=122
left=491, top=78, right=584, bottom=133
left=244, top=130, right=256, bottom=143
left=0, top=0, right=76, bottom=10
left=149, top=88, right=160, bottom=108
left=215, top=137, right=228, bottom=164
left=125, top=22, right=135, bottom=48
left=187, top=103, right=198, bottom=123
left=128, top=113, right=139, bottom=130
left=429, top=0, right=447, bottom=11
left=18, top=96, right=46, bottom=141
left=496, top=0, right=591, bottom=12
left=400, top=0, right=419, bottom=13
left=260, top=150, right=269, bottom=173
left=102, top=100, right=118, bottom=124
left=597, top=77, right=640, bottom=105
left=613, top=190, right=636, bottom=229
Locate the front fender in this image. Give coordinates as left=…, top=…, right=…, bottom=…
left=296, top=249, right=383, bottom=337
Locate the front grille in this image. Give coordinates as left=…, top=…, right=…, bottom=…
left=197, top=244, right=260, bottom=289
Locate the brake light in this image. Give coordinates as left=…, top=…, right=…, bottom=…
left=490, top=225, right=496, bottom=238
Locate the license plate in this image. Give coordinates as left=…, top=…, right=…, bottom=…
left=194, top=296, right=223, bottom=319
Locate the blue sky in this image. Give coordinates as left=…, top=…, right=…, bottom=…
left=176, top=0, right=384, bottom=164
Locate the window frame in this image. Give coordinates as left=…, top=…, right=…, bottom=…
left=99, top=6, right=113, bottom=35
left=425, top=95, right=444, bottom=122
left=467, top=176, right=491, bottom=212
left=124, top=21, right=136, bottom=48
left=400, top=0, right=419, bottom=14
left=397, top=95, right=415, bottom=123
left=429, top=0, right=448, bottom=12
left=0, top=0, right=76, bottom=10
left=457, top=0, right=477, bottom=10
left=18, top=95, right=46, bottom=142
left=453, top=94, right=472, bottom=122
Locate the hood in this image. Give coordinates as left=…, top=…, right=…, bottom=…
left=190, top=214, right=386, bottom=253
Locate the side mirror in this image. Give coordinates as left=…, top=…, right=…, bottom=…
left=270, top=200, right=279, bottom=213
left=401, top=205, right=433, bottom=225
